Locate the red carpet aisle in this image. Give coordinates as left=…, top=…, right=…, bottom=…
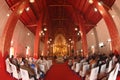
left=0, top=70, right=15, bottom=80
left=117, top=76, right=120, bottom=80
left=0, top=56, right=15, bottom=80
left=44, top=62, right=81, bottom=80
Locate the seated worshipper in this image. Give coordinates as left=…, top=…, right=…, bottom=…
left=19, top=57, right=27, bottom=65
left=9, top=55, right=20, bottom=70
left=20, top=60, right=37, bottom=80
left=40, top=71, right=45, bottom=80
left=28, top=57, right=35, bottom=64
left=68, top=58, right=73, bottom=67
left=35, top=63, right=45, bottom=79
left=89, top=57, right=97, bottom=69
left=112, top=54, right=119, bottom=65
left=36, top=57, right=43, bottom=64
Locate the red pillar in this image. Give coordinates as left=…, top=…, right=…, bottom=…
left=73, top=35, right=77, bottom=55
left=78, top=16, right=88, bottom=57
left=34, top=13, right=44, bottom=59
left=43, top=32, right=48, bottom=56
left=0, top=0, right=28, bottom=73
left=93, top=1, right=120, bottom=53
left=0, top=0, right=28, bottom=58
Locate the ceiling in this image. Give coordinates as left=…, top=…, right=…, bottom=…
left=5, top=0, right=115, bottom=43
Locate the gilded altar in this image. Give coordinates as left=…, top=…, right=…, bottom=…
left=53, top=34, right=68, bottom=57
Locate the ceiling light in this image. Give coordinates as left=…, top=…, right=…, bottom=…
left=98, top=2, right=102, bottom=6
left=19, top=10, right=23, bottom=14
left=7, top=14, right=10, bottom=17
left=112, top=15, right=115, bottom=18
left=49, top=39, right=52, bottom=41
left=77, top=33, right=80, bottom=35
left=68, top=45, right=70, bottom=47
left=75, top=28, right=78, bottom=31
left=26, top=46, right=30, bottom=49
left=27, top=33, right=30, bottom=36
left=42, top=33, right=45, bottom=36
left=41, top=30, right=43, bottom=33
left=100, top=10, right=103, bottom=14
left=26, top=7, right=30, bottom=11
left=81, top=49, right=83, bottom=52
left=91, top=32, right=94, bottom=35
left=107, top=39, right=111, bottom=42
left=71, top=41, right=73, bottom=43
left=47, top=41, right=50, bottom=44
left=44, top=28, right=47, bottom=31
left=91, top=45, right=94, bottom=48
left=69, top=39, right=71, bottom=41
left=79, top=31, right=81, bottom=33
left=79, top=31, right=83, bottom=36
left=89, top=0, right=93, bottom=4
left=11, top=41, right=13, bottom=44
left=94, top=8, right=98, bottom=12
left=39, top=32, right=41, bottom=36
left=29, top=0, right=35, bottom=3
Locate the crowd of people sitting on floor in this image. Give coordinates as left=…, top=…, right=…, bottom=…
left=5, top=55, right=53, bottom=80
left=68, top=53, right=120, bottom=80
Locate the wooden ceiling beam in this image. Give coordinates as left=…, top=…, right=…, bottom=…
left=10, top=1, right=21, bottom=10
left=85, top=24, right=96, bottom=26
left=26, top=24, right=38, bottom=27
left=52, top=18, right=67, bottom=20
left=48, top=4, right=71, bottom=7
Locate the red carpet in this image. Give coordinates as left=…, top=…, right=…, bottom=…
left=0, top=56, right=15, bottom=80
left=117, top=76, right=120, bottom=80
left=44, top=62, right=81, bottom=80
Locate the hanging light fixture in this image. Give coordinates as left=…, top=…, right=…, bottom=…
left=7, top=14, right=10, bottom=17
left=75, top=28, right=78, bottom=31
left=26, top=7, right=30, bottom=11
left=94, top=8, right=98, bottom=12
left=69, top=38, right=71, bottom=41
left=29, top=0, right=35, bottom=3
left=89, top=0, right=93, bottom=4
left=44, top=28, right=47, bottom=31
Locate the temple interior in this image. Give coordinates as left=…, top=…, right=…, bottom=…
left=0, top=0, right=120, bottom=80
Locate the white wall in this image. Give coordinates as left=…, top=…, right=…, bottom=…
left=12, top=20, right=35, bottom=57
left=86, top=0, right=120, bottom=54
left=0, top=0, right=11, bottom=41
left=0, top=0, right=36, bottom=57
left=12, top=20, right=45, bottom=57
left=86, top=29, right=96, bottom=53
left=96, top=19, right=111, bottom=54
left=110, top=0, right=120, bottom=35
left=86, top=19, right=111, bottom=54
left=76, top=0, right=120, bottom=55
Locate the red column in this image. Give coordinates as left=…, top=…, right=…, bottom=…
left=43, top=32, right=48, bottom=56
left=0, top=0, right=28, bottom=58
left=0, top=0, right=28, bottom=72
left=78, top=16, right=88, bottom=57
left=34, top=13, right=44, bottom=59
left=93, top=1, right=120, bottom=53
left=73, top=35, right=77, bottom=55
